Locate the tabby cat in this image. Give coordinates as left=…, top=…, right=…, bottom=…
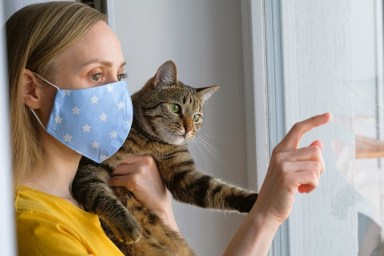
left=72, top=60, right=257, bottom=255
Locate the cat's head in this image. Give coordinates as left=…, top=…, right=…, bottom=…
left=132, top=60, right=219, bottom=145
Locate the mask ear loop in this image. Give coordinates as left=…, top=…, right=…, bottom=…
left=29, top=108, right=47, bottom=130
left=29, top=72, right=60, bottom=130
left=32, top=72, right=60, bottom=90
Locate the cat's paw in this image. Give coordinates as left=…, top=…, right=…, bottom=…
left=111, top=219, right=142, bottom=244
left=237, top=193, right=258, bottom=212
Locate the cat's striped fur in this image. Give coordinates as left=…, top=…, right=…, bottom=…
left=72, top=61, right=257, bottom=255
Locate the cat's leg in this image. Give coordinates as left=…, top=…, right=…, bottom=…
left=204, top=177, right=258, bottom=212
left=159, top=152, right=257, bottom=213
left=72, top=164, right=142, bottom=244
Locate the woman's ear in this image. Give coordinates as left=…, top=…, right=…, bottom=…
left=23, top=69, right=41, bottom=109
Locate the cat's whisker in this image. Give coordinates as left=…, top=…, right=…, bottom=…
left=197, top=141, right=214, bottom=171
left=198, top=131, right=225, bottom=142
left=197, top=133, right=227, bottom=168
left=196, top=136, right=223, bottom=166
left=189, top=140, right=210, bottom=170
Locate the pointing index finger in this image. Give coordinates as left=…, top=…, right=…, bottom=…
left=279, top=113, right=331, bottom=150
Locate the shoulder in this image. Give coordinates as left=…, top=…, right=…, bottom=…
left=15, top=186, right=100, bottom=226
left=15, top=186, right=80, bottom=219
left=15, top=186, right=93, bottom=235
left=15, top=186, right=91, bottom=255
left=15, top=186, right=65, bottom=220
left=14, top=186, right=122, bottom=256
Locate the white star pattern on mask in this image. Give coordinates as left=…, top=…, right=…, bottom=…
left=82, top=124, right=91, bottom=132
left=91, top=95, right=99, bottom=104
left=110, top=130, right=118, bottom=139
left=64, top=134, right=72, bottom=142
left=55, top=115, right=63, bottom=124
left=63, top=90, right=71, bottom=96
left=91, top=141, right=100, bottom=149
left=72, top=106, right=80, bottom=115
left=99, top=113, right=108, bottom=121
left=117, top=101, right=125, bottom=110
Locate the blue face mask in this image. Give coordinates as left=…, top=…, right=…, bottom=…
left=31, top=73, right=133, bottom=163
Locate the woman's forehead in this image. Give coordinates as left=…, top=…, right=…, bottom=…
left=53, top=21, right=125, bottom=71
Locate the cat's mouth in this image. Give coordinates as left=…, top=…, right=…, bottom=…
left=165, top=132, right=193, bottom=145
left=184, top=133, right=193, bottom=140
left=154, top=126, right=194, bottom=145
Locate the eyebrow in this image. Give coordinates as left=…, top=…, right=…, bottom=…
left=79, top=59, right=126, bottom=69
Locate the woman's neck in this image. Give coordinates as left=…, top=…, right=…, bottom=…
left=22, top=134, right=82, bottom=206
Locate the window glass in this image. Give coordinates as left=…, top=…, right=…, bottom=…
left=274, top=0, right=384, bottom=255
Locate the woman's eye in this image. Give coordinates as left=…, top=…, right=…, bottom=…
left=193, top=114, right=201, bottom=122
left=91, top=73, right=102, bottom=82
left=168, top=103, right=180, bottom=113
left=117, top=73, right=128, bottom=81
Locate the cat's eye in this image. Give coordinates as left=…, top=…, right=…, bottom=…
left=168, top=103, right=180, bottom=113
left=193, top=114, right=201, bottom=122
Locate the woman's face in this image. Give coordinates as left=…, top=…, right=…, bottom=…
left=52, top=21, right=126, bottom=88
left=38, top=21, right=126, bottom=125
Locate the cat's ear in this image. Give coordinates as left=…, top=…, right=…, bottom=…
left=154, top=60, right=178, bottom=86
left=196, top=85, right=220, bottom=103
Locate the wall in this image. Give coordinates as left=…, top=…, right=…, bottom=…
left=4, top=0, right=54, bottom=20
left=111, top=1, right=249, bottom=255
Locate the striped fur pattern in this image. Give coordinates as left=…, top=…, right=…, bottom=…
left=72, top=61, right=257, bottom=255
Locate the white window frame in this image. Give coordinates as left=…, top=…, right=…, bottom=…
left=241, top=0, right=269, bottom=191
left=242, top=0, right=288, bottom=255
left=242, top=0, right=302, bottom=255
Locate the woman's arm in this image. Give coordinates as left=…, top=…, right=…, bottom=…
left=224, top=113, right=331, bottom=255
left=109, top=113, right=331, bottom=255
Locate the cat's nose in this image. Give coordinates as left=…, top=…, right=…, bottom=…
left=183, top=118, right=193, bottom=134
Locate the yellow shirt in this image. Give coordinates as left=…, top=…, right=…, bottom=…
left=15, top=186, right=124, bottom=256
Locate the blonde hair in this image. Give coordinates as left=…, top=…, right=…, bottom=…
left=6, top=2, right=106, bottom=187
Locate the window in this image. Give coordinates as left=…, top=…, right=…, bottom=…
left=254, top=0, right=384, bottom=255
left=77, top=0, right=107, bottom=14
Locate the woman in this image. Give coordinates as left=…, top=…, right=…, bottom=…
left=7, top=2, right=330, bottom=255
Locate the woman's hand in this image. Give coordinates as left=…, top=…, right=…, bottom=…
left=109, top=155, right=180, bottom=232
left=224, top=113, right=331, bottom=256
left=253, top=112, right=331, bottom=224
